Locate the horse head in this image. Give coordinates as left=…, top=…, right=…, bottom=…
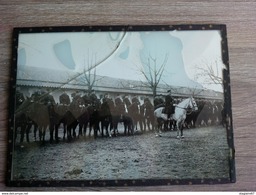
left=188, top=97, right=198, bottom=112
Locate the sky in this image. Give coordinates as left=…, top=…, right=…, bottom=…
left=17, top=29, right=225, bottom=92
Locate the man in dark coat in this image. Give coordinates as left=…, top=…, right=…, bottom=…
left=154, top=95, right=164, bottom=109
left=165, top=90, right=174, bottom=119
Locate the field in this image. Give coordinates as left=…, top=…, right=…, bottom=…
left=12, top=125, right=230, bottom=182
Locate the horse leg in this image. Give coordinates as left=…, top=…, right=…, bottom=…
left=72, top=126, right=76, bottom=138
left=176, top=120, right=184, bottom=139
left=20, top=125, right=25, bottom=143
left=101, top=120, right=105, bottom=137
left=172, top=120, right=176, bottom=130
left=72, top=122, right=77, bottom=138
left=84, top=121, right=89, bottom=137
left=38, top=127, right=42, bottom=142
left=88, top=123, right=91, bottom=137
left=124, top=122, right=127, bottom=135
left=25, top=124, right=30, bottom=142
left=142, top=118, right=146, bottom=132
left=128, top=122, right=131, bottom=135
left=112, top=121, right=117, bottom=137
left=104, top=120, right=109, bottom=137
left=94, top=124, right=98, bottom=139
left=34, top=124, right=38, bottom=141
left=164, top=121, right=169, bottom=131
left=138, top=119, right=143, bottom=132
left=148, top=120, right=152, bottom=131
left=155, top=118, right=162, bottom=137
left=38, top=126, right=47, bottom=144
left=106, top=118, right=111, bottom=137
left=169, top=120, right=172, bottom=130
left=107, top=123, right=112, bottom=138
left=63, top=123, right=67, bottom=140
left=107, top=128, right=112, bottom=137
left=49, top=123, right=54, bottom=144
left=20, top=119, right=29, bottom=143
left=89, top=120, right=94, bottom=137
left=43, top=127, right=47, bottom=143
left=127, top=121, right=133, bottom=135
left=145, top=118, right=149, bottom=131
left=108, top=127, right=112, bottom=137
left=181, top=121, right=184, bottom=138
left=126, top=121, right=131, bottom=136
left=181, top=125, right=184, bottom=138
left=130, top=120, right=134, bottom=135
left=150, top=121, right=153, bottom=132
left=55, top=124, right=59, bottom=143
left=176, top=120, right=180, bottom=139
left=133, top=119, right=137, bottom=131
left=78, top=123, right=83, bottom=137
left=67, top=126, right=72, bottom=142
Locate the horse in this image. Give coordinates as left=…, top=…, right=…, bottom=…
left=140, top=98, right=155, bottom=132
left=14, top=91, right=29, bottom=143
left=65, top=95, right=91, bottom=141
left=124, top=97, right=141, bottom=133
left=52, top=104, right=69, bottom=142
left=16, top=96, right=50, bottom=143
left=99, top=97, right=113, bottom=138
left=154, top=97, right=198, bottom=139
left=87, top=101, right=101, bottom=139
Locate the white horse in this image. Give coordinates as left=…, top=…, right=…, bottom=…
left=154, top=97, right=198, bottom=139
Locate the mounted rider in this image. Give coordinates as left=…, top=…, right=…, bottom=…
left=165, top=90, right=175, bottom=120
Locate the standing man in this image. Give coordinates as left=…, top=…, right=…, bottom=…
left=165, top=90, right=174, bottom=120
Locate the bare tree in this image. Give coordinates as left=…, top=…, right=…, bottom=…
left=79, top=51, right=102, bottom=96
left=186, top=86, right=206, bottom=99
left=138, top=53, right=168, bottom=98
left=195, top=58, right=224, bottom=91
left=65, top=31, right=127, bottom=94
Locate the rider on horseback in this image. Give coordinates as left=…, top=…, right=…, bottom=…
left=165, top=90, right=175, bottom=120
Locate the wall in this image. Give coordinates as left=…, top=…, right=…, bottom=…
left=0, top=0, right=255, bottom=191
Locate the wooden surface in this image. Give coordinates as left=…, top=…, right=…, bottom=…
left=0, top=0, right=255, bottom=191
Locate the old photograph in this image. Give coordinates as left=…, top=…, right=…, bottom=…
left=9, top=25, right=235, bottom=186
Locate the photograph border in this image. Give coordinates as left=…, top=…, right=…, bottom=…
left=7, top=24, right=235, bottom=187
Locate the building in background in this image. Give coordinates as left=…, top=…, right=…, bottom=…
left=16, top=66, right=223, bottom=104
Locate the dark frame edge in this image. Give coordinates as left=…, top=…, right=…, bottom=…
left=8, top=178, right=232, bottom=188
left=220, top=25, right=236, bottom=183
left=6, top=28, right=20, bottom=186
left=12, top=24, right=227, bottom=34
left=7, top=24, right=235, bottom=187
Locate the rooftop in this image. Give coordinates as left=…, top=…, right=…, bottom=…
left=16, top=66, right=223, bottom=99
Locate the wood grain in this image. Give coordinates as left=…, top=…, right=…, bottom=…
left=0, top=0, right=256, bottom=191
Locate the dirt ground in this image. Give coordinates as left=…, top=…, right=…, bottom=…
left=12, top=125, right=230, bottom=181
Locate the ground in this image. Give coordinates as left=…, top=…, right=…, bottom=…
left=12, top=125, right=230, bottom=182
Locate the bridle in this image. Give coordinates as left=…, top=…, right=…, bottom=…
left=175, top=97, right=197, bottom=115
left=187, top=97, right=198, bottom=115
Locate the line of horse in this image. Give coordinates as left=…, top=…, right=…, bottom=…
left=13, top=91, right=225, bottom=145
left=14, top=92, right=152, bottom=144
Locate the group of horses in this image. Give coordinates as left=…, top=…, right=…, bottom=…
left=14, top=90, right=225, bottom=145
left=14, top=91, right=155, bottom=144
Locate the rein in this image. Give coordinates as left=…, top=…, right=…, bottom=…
left=175, top=98, right=196, bottom=115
